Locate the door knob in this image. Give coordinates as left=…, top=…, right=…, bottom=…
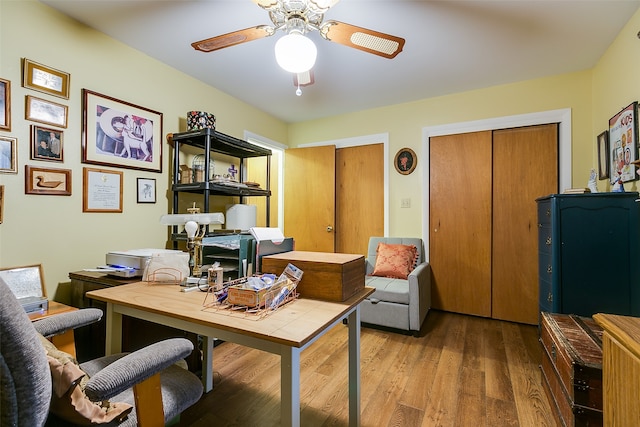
left=326, top=225, right=333, bottom=232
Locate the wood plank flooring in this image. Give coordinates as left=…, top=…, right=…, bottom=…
left=179, top=310, right=557, bottom=427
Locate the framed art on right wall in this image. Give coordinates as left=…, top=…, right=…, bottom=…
left=609, top=102, right=638, bottom=183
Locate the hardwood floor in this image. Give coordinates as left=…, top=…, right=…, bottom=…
left=179, top=310, right=557, bottom=427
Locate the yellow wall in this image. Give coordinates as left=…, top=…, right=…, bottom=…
left=2, top=0, right=639, bottom=299
left=0, top=1, right=287, bottom=299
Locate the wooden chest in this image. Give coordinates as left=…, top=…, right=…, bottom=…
left=539, top=312, right=603, bottom=427
left=261, top=251, right=365, bottom=302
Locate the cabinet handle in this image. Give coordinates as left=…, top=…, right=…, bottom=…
left=326, top=225, right=333, bottom=232
left=546, top=208, right=551, bottom=217
left=547, top=265, right=552, bottom=274
left=546, top=236, right=552, bottom=245
left=548, top=292, right=553, bottom=303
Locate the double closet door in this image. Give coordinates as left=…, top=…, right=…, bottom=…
left=429, top=124, right=558, bottom=324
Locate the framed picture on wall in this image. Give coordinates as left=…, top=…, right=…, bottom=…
left=25, top=165, right=72, bottom=196
left=609, top=102, right=638, bottom=183
left=0, top=78, right=11, bottom=131
left=0, top=136, right=17, bottom=174
left=22, top=59, right=70, bottom=99
left=25, top=95, right=68, bottom=128
left=394, top=148, right=417, bottom=175
left=31, top=125, right=63, bottom=162
left=136, top=177, right=156, bottom=203
left=597, top=130, right=609, bottom=180
left=81, top=89, right=163, bottom=173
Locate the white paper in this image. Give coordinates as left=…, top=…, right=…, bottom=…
left=249, top=227, right=285, bottom=243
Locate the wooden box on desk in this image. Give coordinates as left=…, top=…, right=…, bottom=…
left=539, top=312, right=603, bottom=427
left=261, top=251, right=365, bottom=302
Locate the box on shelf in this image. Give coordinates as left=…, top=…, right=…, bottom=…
left=261, top=251, right=365, bottom=302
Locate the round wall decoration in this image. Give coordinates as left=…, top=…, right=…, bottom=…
left=394, top=148, right=417, bottom=175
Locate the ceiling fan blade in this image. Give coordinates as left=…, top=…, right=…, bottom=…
left=294, top=70, right=315, bottom=87
left=192, top=25, right=273, bottom=53
left=320, top=20, right=405, bottom=59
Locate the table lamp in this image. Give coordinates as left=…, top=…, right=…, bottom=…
left=160, top=204, right=224, bottom=278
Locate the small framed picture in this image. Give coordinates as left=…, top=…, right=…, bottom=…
left=0, top=78, right=11, bottom=131
left=25, top=95, right=68, bottom=128
left=0, top=136, right=17, bottom=174
left=137, top=178, right=156, bottom=203
left=394, top=148, right=417, bottom=175
left=22, top=59, right=70, bottom=99
left=597, top=130, right=609, bottom=180
left=31, top=125, right=63, bottom=162
left=25, top=165, right=72, bottom=196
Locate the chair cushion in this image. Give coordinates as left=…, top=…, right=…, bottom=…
left=371, top=242, right=418, bottom=279
left=38, top=334, right=133, bottom=426
left=365, top=276, right=410, bottom=305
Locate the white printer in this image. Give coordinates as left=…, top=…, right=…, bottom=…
left=103, top=248, right=185, bottom=278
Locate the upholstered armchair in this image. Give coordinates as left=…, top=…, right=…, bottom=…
left=360, top=237, right=431, bottom=334
left=0, top=277, right=203, bottom=427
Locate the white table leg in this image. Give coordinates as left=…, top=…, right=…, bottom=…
left=348, top=306, right=361, bottom=427
left=202, top=336, right=214, bottom=392
left=281, top=346, right=301, bottom=427
left=104, top=302, right=122, bottom=354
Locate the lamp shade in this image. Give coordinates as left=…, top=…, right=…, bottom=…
left=275, top=33, right=317, bottom=73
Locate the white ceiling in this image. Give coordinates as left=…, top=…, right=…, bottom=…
left=40, top=0, right=640, bottom=124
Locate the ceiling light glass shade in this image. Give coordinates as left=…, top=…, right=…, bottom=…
left=275, top=33, right=317, bottom=73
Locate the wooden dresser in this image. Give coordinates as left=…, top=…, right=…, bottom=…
left=593, top=313, right=640, bottom=426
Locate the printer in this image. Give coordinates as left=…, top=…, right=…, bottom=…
left=103, top=248, right=185, bottom=278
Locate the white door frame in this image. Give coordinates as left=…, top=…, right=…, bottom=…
left=421, top=108, right=572, bottom=260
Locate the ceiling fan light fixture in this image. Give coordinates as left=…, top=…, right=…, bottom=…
left=275, top=32, right=317, bottom=73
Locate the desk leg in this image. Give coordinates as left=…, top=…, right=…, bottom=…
left=202, top=336, right=214, bottom=393
left=281, top=346, right=301, bottom=427
left=348, top=306, right=361, bottom=427
left=104, top=302, right=122, bottom=354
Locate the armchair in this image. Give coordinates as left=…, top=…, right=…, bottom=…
left=0, top=278, right=203, bottom=427
left=360, top=237, right=431, bottom=335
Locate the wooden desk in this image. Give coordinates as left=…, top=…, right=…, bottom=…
left=87, top=282, right=373, bottom=427
left=593, top=313, right=640, bottom=426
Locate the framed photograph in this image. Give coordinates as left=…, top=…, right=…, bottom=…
left=31, top=125, right=63, bottom=162
left=0, top=185, right=4, bottom=224
left=82, top=89, right=163, bottom=173
left=597, top=130, right=610, bottom=180
left=25, top=165, right=72, bottom=196
left=0, top=78, right=11, bottom=131
left=0, top=136, right=17, bottom=174
left=394, top=148, right=417, bottom=175
left=22, top=59, right=70, bottom=99
left=25, top=95, right=68, bottom=128
left=83, top=167, right=123, bottom=213
left=0, top=264, right=46, bottom=298
left=609, top=102, right=639, bottom=183
left=137, top=178, right=156, bottom=203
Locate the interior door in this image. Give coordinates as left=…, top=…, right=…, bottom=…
left=429, top=131, right=493, bottom=317
left=492, top=124, right=558, bottom=324
left=284, top=146, right=336, bottom=251
left=336, top=144, right=384, bottom=255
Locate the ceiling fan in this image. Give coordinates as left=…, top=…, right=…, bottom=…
left=191, top=0, right=405, bottom=93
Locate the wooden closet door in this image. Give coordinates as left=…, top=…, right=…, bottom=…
left=492, top=124, right=558, bottom=324
left=429, top=131, right=493, bottom=317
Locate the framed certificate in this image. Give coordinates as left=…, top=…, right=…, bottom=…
left=22, top=59, right=70, bottom=99
left=82, top=167, right=123, bottom=213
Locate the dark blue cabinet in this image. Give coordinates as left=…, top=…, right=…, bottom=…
left=537, top=193, right=640, bottom=319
